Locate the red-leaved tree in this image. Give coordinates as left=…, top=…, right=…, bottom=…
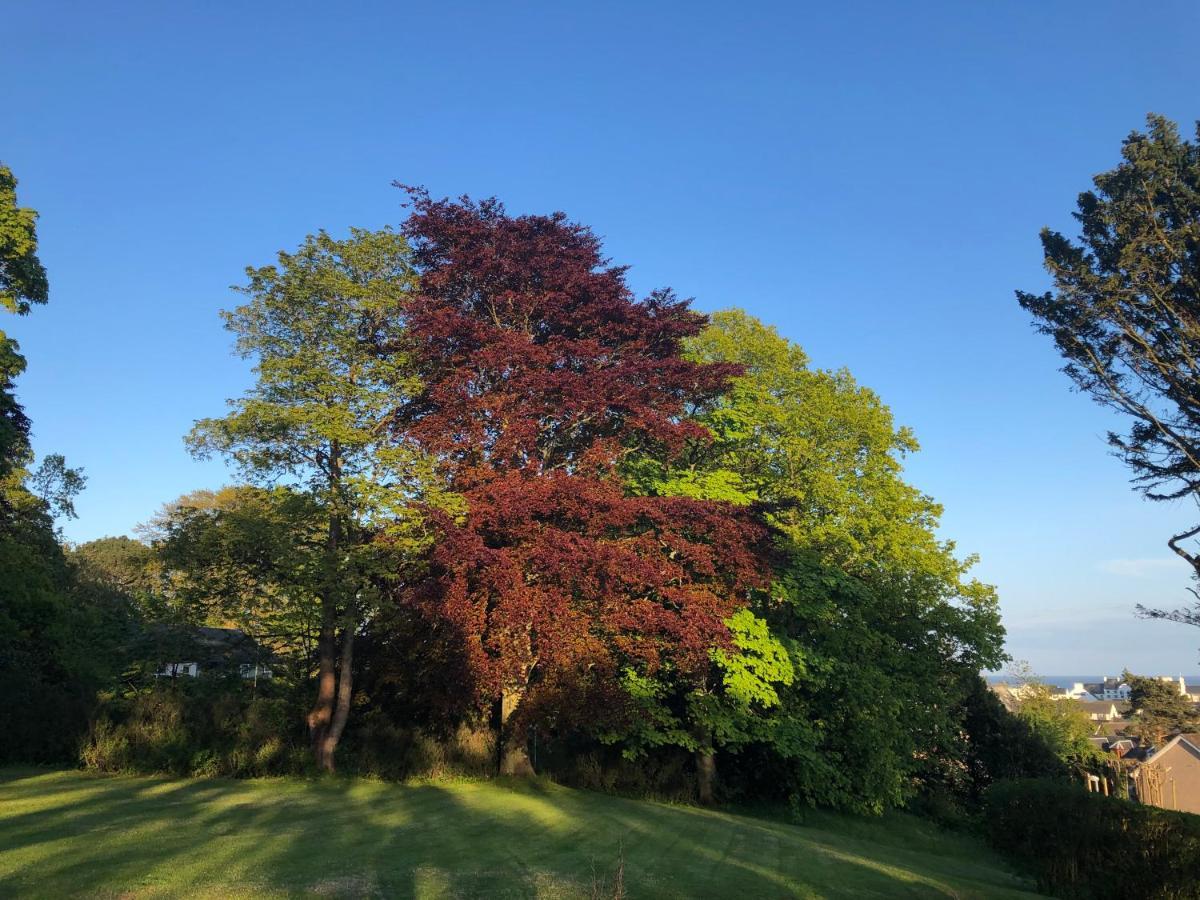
left=395, top=190, right=768, bottom=774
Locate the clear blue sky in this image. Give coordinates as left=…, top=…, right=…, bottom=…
left=7, top=0, right=1200, bottom=674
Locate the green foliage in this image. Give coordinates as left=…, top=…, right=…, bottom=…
left=188, top=227, right=459, bottom=537
left=638, top=309, right=950, bottom=577
left=0, top=163, right=122, bottom=765
left=152, top=486, right=325, bottom=651
left=184, top=227, right=462, bottom=769
left=69, top=535, right=165, bottom=620
left=1009, top=681, right=1104, bottom=771
left=81, top=684, right=303, bottom=777
left=711, top=608, right=795, bottom=711
left=761, top=557, right=982, bottom=814
left=608, top=609, right=797, bottom=761
left=0, top=165, right=48, bottom=315
left=1124, top=671, right=1200, bottom=746
left=0, top=517, right=135, bottom=763
left=958, top=677, right=1069, bottom=803
left=342, top=715, right=496, bottom=781
left=985, top=778, right=1200, bottom=899
left=621, top=309, right=1008, bottom=813
left=79, top=686, right=497, bottom=782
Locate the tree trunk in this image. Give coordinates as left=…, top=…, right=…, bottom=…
left=307, top=600, right=338, bottom=772
left=695, top=729, right=716, bottom=805
left=321, top=622, right=356, bottom=768
left=308, top=492, right=344, bottom=773
left=497, top=686, right=534, bottom=776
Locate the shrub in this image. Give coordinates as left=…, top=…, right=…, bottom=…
left=81, top=685, right=498, bottom=781
left=81, top=683, right=305, bottom=777
left=984, top=778, right=1200, bottom=899
left=539, top=738, right=698, bottom=803
left=341, top=714, right=494, bottom=780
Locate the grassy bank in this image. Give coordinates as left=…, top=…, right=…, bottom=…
left=0, top=768, right=1039, bottom=898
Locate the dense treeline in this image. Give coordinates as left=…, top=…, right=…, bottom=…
left=2, top=171, right=1064, bottom=816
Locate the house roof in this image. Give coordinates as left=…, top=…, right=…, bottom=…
left=1080, top=678, right=1129, bottom=696
left=1137, top=733, right=1200, bottom=769
left=989, top=683, right=1021, bottom=713
left=147, top=624, right=268, bottom=665
left=1078, top=701, right=1118, bottom=713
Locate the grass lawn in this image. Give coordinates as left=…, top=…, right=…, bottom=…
left=0, top=768, right=1039, bottom=898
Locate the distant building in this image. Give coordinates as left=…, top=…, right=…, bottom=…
left=1081, top=677, right=1131, bottom=702
left=1106, top=737, right=1138, bottom=759
left=1076, top=700, right=1123, bottom=722
left=1131, top=734, right=1200, bottom=815
left=989, top=683, right=1021, bottom=712
left=151, top=626, right=273, bottom=681
left=1058, top=682, right=1099, bottom=702
left=1065, top=675, right=1189, bottom=703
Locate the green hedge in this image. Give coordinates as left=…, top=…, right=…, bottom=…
left=984, top=779, right=1200, bottom=899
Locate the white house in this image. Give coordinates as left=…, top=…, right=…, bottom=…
left=156, top=662, right=199, bottom=678
left=1082, top=677, right=1132, bottom=702
left=152, top=626, right=272, bottom=681
left=1077, top=700, right=1122, bottom=722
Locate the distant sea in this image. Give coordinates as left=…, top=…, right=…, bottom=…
left=986, top=674, right=1200, bottom=690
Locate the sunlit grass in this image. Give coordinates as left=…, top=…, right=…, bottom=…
left=0, top=768, right=1040, bottom=898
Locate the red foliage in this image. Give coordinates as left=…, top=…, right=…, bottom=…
left=395, top=190, right=769, bottom=717
left=414, top=472, right=767, bottom=698
left=397, top=189, right=739, bottom=483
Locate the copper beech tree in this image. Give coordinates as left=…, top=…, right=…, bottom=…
left=394, top=191, right=770, bottom=776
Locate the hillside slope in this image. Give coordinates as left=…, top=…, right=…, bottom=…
left=0, top=769, right=1039, bottom=898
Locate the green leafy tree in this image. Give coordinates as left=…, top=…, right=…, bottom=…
left=0, top=164, right=48, bottom=315
left=625, top=310, right=1006, bottom=811
left=958, top=676, right=1068, bottom=804
left=0, top=163, right=47, bottom=480
left=1124, top=671, right=1200, bottom=746
left=1017, top=115, right=1200, bottom=635
left=607, top=605, right=798, bottom=804
left=1012, top=682, right=1103, bottom=772
left=71, top=535, right=158, bottom=595
left=150, top=485, right=329, bottom=681
left=188, top=228, right=459, bottom=771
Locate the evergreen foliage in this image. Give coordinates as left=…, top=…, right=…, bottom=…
left=1018, top=114, right=1200, bottom=637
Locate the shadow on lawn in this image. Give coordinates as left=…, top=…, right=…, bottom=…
left=0, top=770, right=1034, bottom=898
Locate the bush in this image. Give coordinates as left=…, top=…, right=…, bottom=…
left=81, top=684, right=499, bottom=781
left=538, top=737, right=699, bottom=803
left=81, top=683, right=305, bottom=777
left=341, top=713, right=494, bottom=780
left=984, top=778, right=1200, bottom=899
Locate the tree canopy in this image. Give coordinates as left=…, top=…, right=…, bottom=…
left=1018, top=115, right=1200, bottom=634
left=394, top=190, right=771, bottom=776
left=625, top=309, right=1006, bottom=811
left=4, top=185, right=1038, bottom=816
left=1124, top=672, right=1200, bottom=746
left=187, top=227, right=453, bottom=771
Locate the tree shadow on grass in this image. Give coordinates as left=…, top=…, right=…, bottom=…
left=0, top=770, right=1041, bottom=898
